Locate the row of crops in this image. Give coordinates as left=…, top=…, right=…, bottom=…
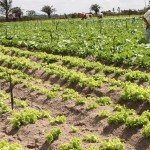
left=0, top=17, right=150, bottom=150
left=0, top=18, right=150, bottom=69
left=0, top=45, right=150, bottom=103
left=0, top=44, right=150, bottom=149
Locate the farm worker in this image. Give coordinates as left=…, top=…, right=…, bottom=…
left=97, top=12, right=103, bottom=19
left=143, top=9, right=150, bottom=41
left=81, top=13, right=92, bottom=20
left=81, top=13, right=86, bottom=20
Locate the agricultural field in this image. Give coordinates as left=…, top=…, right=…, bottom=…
left=0, top=17, right=150, bottom=150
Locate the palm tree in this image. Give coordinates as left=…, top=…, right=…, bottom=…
left=41, top=5, right=55, bottom=18
left=112, top=8, right=115, bottom=16
left=11, top=7, right=23, bottom=19
left=117, top=7, right=121, bottom=14
left=0, top=0, right=12, bottom=21
left=90, top=4, right=101, bottom=15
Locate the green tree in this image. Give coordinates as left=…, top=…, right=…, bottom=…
left=0, top=0, right=12, bottom=21
left=11, top=7, right=23, bottom=19
left=41, top=5, right=55, bottom=18
left=90, top=4, right=101, bottom=15
left=26, top=10, right=36, bottom=19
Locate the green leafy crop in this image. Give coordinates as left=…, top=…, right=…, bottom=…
left=96, top=97, right=112, bottom=106
left=143, top=123, right=150, bottom=137
left=9, top=108, right=49, bottom=128
left=49, top=115, right=66, bottom=125
left=100, top=138, right=124, bottom=150
left=0, top=140, right=22, bottom=150
left=60, top=138, right=82, bottom=150
left=83, top=134, right=100, bottom=143
left=45, top=128, right=61, bottom=144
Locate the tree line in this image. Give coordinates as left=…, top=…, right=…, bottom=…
left=0, top=0, right=148, bottom=21
left=0, top=0, right=55, bottom=21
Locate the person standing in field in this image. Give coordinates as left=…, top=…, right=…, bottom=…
left=143, top=9, right=150, bottom=41
left=97, top=12, right=103, bottom=19
left=81, top=13, right=92, bottom=20
left=81, top=13, right=86, bottom=20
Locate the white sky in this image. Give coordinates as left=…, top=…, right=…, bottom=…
left=12, top=0, right=148, bottom=15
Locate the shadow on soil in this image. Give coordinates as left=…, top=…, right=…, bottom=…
left=102, top=123, right=123, bottom=135
left=39, top=141, right=51, bottom=150
left=7, top=128, right=19, bottom=136
left=92, top=116, right=107, bottom=125
left=118, top=98, right=150, bottom=114
left=120, top=127, right=139, bottom=140
left=135, top=137, right=150, bottom=150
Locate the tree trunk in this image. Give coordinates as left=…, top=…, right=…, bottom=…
left=6, top=10, right=9, bottom=21
left=18, top=14, right=21, bottom=20
left=48, top=14, right=51, bottom=19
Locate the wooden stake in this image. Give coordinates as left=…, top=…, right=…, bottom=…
left=7, top=71, right=14, bottom=110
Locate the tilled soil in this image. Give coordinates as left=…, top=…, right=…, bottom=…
left=0, top=52, right=150, bottom=150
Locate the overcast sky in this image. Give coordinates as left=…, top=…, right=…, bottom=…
left=12, top=0, right=148, bottom=15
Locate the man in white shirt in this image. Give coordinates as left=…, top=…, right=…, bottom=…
left=143, top=9, right=150, bottom=41
left=97, top=12, right=103, bottom=19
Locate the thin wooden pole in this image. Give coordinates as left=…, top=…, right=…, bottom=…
left=7, top=72, right=14, bottom=110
